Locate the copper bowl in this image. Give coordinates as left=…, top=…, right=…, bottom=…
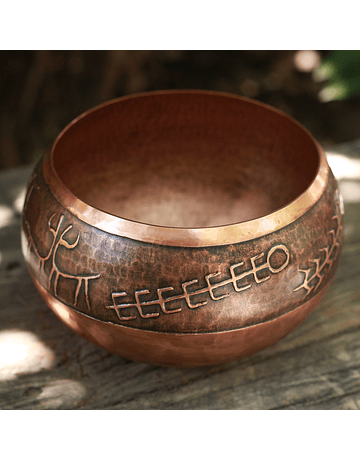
left=21, top=90, right=343, bottom=367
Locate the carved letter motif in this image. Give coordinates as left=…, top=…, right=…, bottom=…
left=25, top=210, right=100, bottom=310
left=106, top=244, right=290, bottom=321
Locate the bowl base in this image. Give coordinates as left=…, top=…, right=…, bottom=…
left=30, top=269, right=327, bottom=367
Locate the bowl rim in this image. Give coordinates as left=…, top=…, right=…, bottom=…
left=43, top=89, right=329, bottom=247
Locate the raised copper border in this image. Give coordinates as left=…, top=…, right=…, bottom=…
left=43, top=90, right=329, bottom=247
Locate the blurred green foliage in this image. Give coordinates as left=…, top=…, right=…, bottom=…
left=316, top=51, right=360, bottom=101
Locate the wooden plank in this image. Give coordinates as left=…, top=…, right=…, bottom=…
left=0, top=146, right=359, bottom=409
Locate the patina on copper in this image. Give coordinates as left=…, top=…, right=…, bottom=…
left=21, top=90, right=344, bottom=367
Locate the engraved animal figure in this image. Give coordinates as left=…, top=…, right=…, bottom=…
left=26, top=211, right=100, bottom=310
left=294, top=200, right=342, bottom=296
left=107, top=244, right=290, bottom=321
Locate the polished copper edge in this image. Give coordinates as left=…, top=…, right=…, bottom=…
left=31, top=269, right=328, bottom=367
left=43, top=90, right=329, bottom=247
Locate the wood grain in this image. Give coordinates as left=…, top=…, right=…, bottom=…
left=0, top=142, right=359, bottom=409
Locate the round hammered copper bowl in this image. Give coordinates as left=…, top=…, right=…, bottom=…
left=21, top=90, right=344, bottom=367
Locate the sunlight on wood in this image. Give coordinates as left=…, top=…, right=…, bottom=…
left=13, top=186, right=26, bottom=214
left=37, top=378, right=87, bottom=409
left=326, top=152, right=360, bottom=180
left=0, top=204, right=15, bottom=229
left=326, top=151, right=360, bottom=203
left=338, top=181, right=360, bottom=203
left=0, top=330, right=56, bottom=381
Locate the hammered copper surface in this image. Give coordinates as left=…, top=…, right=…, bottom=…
left=31, top=273, right=328, bottom=367
left=21, top=91, right=344, bottom=367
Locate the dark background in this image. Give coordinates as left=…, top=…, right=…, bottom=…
left=1, top=50, right=360, bottom=171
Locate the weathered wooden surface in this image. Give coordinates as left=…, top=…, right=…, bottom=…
left=0, top=141, right=360, bottom=409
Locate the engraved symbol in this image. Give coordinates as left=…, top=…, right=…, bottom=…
left=25, top=211, right=100, bottom=310
left=294, top=196, right=343, bottom=296
left=106, top=244, right=290, bottom=321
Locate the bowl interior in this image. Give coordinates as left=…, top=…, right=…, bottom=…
left=52, top=92, right=319, bottom=228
